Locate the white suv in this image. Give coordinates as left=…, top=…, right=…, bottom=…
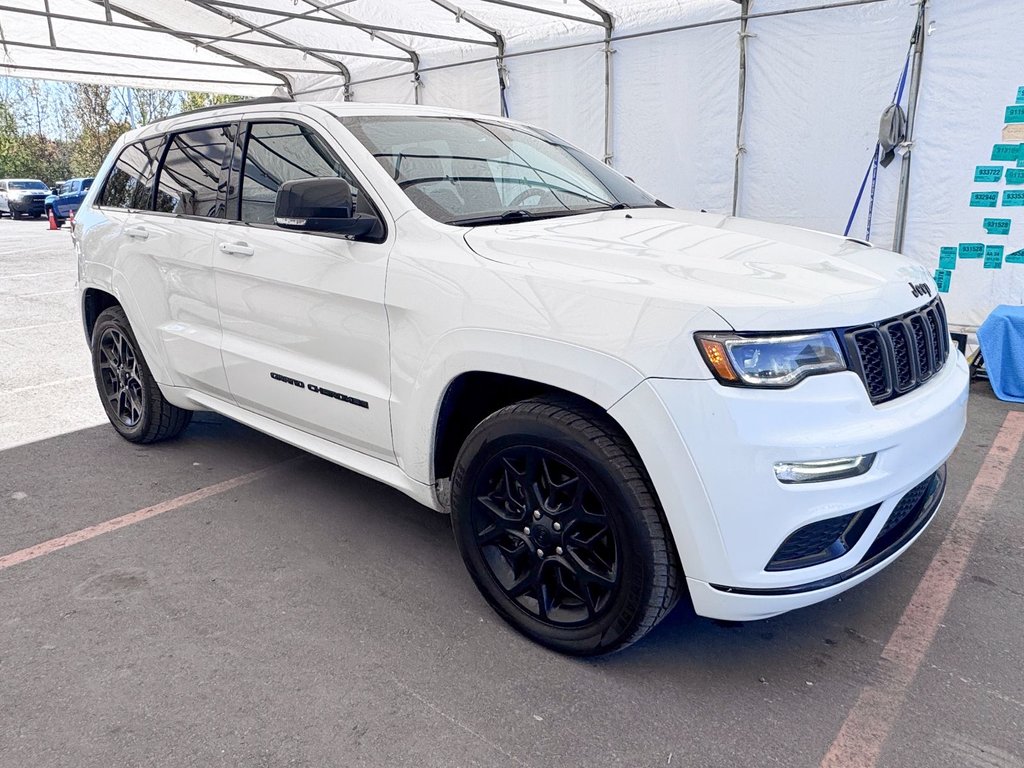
left=74, top=98, right=969, bottom=655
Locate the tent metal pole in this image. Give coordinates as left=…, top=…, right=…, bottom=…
left=42, top=0, right=57, bottom=47
left=578, top=1, right=614, bottom=164
left=473, top=0, right=604, bottom=26
left=732, top=0, right=750, bottom=216
left=892, top=0, right=927, bottom=253
left=424, top=0, right=508, bottom=116
left=0, top=64, right=278, bottom=88
left=0, top=39, right=347, bottom=75
left=297, top=0, right=421, bottom=103
left=185, top=0, right=353, bottom=98
left=198, top=0, right=498, bottom=47
left=99, top=0, right=292, bottom=93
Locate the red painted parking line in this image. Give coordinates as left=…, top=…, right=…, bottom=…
left=821, top=410, right=1024, bottom=768
left=0, top=459, right=300, bottom=572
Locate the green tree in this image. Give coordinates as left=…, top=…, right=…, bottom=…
left=179, top=92, right=239, bottom=112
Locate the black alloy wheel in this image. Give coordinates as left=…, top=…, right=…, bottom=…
left=451, top=397, right=682, bottom=655
left=97, top=326, right=146, bottom=428
left=90, top=306, right=192, bottom=443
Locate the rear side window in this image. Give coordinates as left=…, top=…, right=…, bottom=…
left=155, top=125, right=235, bottom=218
left=100, top=139, right=163, bottom=209
left=239, top=122, right=360, bottom=225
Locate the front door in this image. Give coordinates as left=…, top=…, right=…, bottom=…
left=213, top=118, right=395, bottom=462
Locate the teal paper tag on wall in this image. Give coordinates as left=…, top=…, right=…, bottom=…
left=933, top=269, right=951, bottom=292
left=1018, top=86, right=1024, bottom=104
left=984, top=218, right=1012, bottom=234
left=1007, top=168, right=1024, bottom=185
left=975, top=166, right=1004, bottom=182
left=985, top=246, right=1004, bottom=268
left=1006, top=248, right=1024, bottom=264
left=1003, top=190, right=1024, bottom=206
left=1006, top=105, right=1024, bottom=123
left=959, top=242, right=985, bottom=259
left=939, top=247, right=957, bottom=270
left=971, top=191, right=999, bottom=207
left=992, top=144, right=1021, bottom=161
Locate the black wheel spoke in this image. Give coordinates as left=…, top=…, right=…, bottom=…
left=468, top=444, right=620, bottom=628
left=97, top=327, right=145, bottom=428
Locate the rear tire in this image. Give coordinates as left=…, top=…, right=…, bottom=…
left=450, top=396, right=681, bottom=655
left=90, top=306, right=192, bottom=443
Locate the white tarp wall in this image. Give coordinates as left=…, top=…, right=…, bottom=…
left=289, top=0, right=1024, bottom=329
left=2, top=0, right=1022, bottom=328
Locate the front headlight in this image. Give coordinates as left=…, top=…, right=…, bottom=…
left=695, top=331, right=847, bottom=387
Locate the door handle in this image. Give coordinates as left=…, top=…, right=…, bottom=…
left=125, top=225, right=149, bottom=240
left=219, top=241, right=254, bottom=257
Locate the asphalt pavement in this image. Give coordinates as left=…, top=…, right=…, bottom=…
left=1, top=221, right=1022, bottom=767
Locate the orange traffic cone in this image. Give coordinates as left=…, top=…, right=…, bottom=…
left=47, top=208, right=59, bottom=230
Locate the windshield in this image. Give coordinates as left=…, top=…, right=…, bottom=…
left=340, top=116, right=660, bottom=225
left=10, top=180, right=48, bottom=191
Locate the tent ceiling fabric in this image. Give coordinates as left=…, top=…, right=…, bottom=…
left=0, top=0, right=742, bottom=96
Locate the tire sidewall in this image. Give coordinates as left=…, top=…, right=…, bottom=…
left=451, top=411, right=657, bottom=654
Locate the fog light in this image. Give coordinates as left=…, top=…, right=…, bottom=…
left=773, top=454, right=875, bottom=484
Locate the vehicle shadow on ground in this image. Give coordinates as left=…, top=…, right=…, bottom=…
left=0, top=413, right=946, bottom=692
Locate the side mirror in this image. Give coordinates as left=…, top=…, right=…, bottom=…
left=51, top=187, right=60, bottom=196
left=275, top=177, right=375, bottom=236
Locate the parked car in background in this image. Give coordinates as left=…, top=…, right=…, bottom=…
left=0, top=179, right=50, bottom=219
left=46, top=177, right=94, bottom=225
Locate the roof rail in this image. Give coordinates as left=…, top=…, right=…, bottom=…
left=169, top=95, right=294, bottom=120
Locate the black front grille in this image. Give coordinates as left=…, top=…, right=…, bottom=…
left=863, top=467, right=945, bottom=562
left=877, top=475, right=932, bottom=540
left=766, top=506, right=877, bottom=571
left=844, top=298, right=950, bottom=404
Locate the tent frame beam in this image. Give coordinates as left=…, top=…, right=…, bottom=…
left=473, top=0, right=604, bottom=27
left=424, top=0, right=507, bottom=115
left=297, top=0, right=420, bottom=103
left=183, top=0, right=353, bottom=97
left=196, top=0, right=498, bottom=47
left=98, top=0, right=292, bottom=93
left=0, top=4, right=406, bottom=64
left=892, top=0, right=927, bottom=253
left=732, top=0, right=750, bottom=216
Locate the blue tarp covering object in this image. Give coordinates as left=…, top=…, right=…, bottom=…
left=977, top=305, right=1024, bottom=403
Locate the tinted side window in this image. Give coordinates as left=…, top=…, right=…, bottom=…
left=100, top=139, right=163, bottom=209
left=155, top=125, right=234, bottom=218
left=239, top=122, right=360, bottom=226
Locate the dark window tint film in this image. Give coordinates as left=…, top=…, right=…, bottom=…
left=239, top=122, right=357, bottom=225
left=155, top=125, right=234, bottom=218
left=100, top=138, right=164, bottom=209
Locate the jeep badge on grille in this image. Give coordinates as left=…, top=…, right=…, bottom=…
left=909, top=281, right=932, bottom=298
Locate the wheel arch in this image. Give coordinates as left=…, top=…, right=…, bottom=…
left=394, top=330, right=647, bottom=489
left=82, top=287, right=120, bottom=342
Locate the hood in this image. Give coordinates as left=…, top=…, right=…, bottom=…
left=462, top=208, right=935, bottom=331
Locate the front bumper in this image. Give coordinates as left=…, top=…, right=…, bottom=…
left=608, top=349, right=969, bottom=621
left=10, top=198, right=46, bottom=214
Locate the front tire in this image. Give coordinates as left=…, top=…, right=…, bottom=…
left=90, top=306, right=192, bottom=443
left=451, top=397, right=681, bottom=655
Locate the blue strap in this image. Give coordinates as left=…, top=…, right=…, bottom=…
left=844, top=36, right=915, bottom=238
left=845, top=144, right=880, bottom=236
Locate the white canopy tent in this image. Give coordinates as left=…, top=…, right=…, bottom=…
left=1, top=0, right=1022, bottom=329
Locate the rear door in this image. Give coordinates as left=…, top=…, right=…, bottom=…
left=116, top=125, right=237, bottom=398
left=213, top=117, right=395, bottom=461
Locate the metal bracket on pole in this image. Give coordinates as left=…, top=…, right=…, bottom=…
left=424, top=0, right=507, bottom=115
left=892, top=0, right=927, bottom=253
left=577, top=1, right=615, bottom=164
left=299, top=0, right=423, bottom=103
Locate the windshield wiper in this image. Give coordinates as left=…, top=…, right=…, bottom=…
left=447, top=209, right=564, bottom=227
